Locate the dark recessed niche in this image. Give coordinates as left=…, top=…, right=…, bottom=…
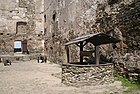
left=50, top=47, right=53, bottom=50
left=7, top=33, right=10, bottom=35
left=44, top=14, right=46, bottom=22
left=52, top=13, right=56, bottom=22
left=0, top=33, right=3, bottom=35
left=16, top=21, right=27, bottom=34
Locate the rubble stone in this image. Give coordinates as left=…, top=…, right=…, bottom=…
left=62, top=63, right=114, bottom=86
left=113, top=51, right=140, bottom=80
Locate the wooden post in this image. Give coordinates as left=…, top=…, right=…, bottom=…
left=80, top=42, right=83, bottom=63
left=65, top=46, right=69, bottom=63
left=95, top=45, right=100, bottom=65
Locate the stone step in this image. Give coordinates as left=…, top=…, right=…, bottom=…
left=0, top=54, right=38, bottom=63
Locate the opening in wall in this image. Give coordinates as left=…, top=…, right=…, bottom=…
left=14, top=40, right=22, bottom=52
left=14, top=40, right=28, bottom=54
left=52, top=12, right=56, bottom=22
left=0, top=33, right=3, bottom=35
left=44, top=14, right=46, bottom=22
left=16, top=22, right=27, bottom=34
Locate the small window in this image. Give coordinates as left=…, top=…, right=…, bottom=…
left=52, top=13, right=56, bottom=22
left=44, top=28, right=46, bottom=35
left=44, top=14, right=46, bottom=22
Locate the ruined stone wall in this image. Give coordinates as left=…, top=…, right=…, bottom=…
left=95, top=0, right=140, bottom=54
left=44, top=0, right=140, bottom=66
left=94, top=0, right=140, bottom=80
left=0, top=0, right=44, bottom=54
left=62, top=63, right=114, bottom=86
left=44, top=0, right=59, bottom=61
left=44, top=0, right=108, bottom=63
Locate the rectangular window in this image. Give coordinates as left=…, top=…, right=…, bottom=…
left=19, top=0, right=27, bottom=8
left=16, top=22, right=27, bottom=34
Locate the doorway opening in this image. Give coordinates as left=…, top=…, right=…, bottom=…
left=14, top=40, right=28, bottom=54
left=14, top=40, right=22, bottom=53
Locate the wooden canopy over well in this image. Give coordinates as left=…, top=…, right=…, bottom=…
left=64, top=32, right=120, bottom=65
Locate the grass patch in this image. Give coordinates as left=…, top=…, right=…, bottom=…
left=115, top=75, right=140, bottom=94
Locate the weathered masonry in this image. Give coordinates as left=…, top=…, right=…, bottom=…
left=43, top=0, right=122, bottom=64
left=44, top=0, right=140, bottom=66
left=0, top=0, right=44, bottom=55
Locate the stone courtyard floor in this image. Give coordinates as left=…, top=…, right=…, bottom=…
left=0, top=60, right=124, bottom=94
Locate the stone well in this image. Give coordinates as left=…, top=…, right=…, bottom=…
left=62, top=33, right=120, bottom=86
left=62, top=63, right=114, bottom=86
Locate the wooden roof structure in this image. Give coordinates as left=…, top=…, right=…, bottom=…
left=65, top=32, right=120, bottom=46
left=64, top=32, right=121, bottom=65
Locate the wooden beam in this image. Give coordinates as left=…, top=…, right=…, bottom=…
left=65, top=46, right=69, bottom=63
left=80, top=42, right=83, bottom=63
left=95, top=45, right=100, bottom=65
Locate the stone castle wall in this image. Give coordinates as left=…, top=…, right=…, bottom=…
left=44, top=0, right=140, bottom=65
left=44, top=0, right=108, bottom=63
left=0, top=0, right=44, bottom=54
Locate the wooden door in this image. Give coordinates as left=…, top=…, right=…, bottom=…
left=22, top=40, right=27, bottom=54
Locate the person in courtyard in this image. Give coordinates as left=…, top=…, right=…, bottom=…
left=37, top=54, right=47, bottom=63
